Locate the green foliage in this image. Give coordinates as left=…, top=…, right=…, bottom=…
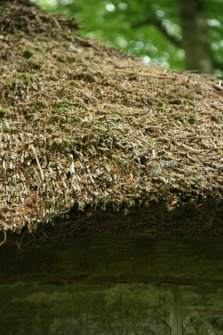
left=34, top=0, right=223, bottom=73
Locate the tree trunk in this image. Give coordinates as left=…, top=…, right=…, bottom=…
left=179, top=0, right=213, bottom=73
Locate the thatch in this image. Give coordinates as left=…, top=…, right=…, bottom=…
left=0, top=0, right=223, bottom=245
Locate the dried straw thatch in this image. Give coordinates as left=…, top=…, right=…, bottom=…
left=0, top=0, right=223, bottom=245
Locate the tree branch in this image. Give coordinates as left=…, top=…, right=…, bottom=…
left=133, top=17, right=182, bottom=49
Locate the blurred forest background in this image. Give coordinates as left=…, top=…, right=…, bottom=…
left=34, top=0, right=223, bottom=75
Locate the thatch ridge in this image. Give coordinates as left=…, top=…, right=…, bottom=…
left=0, top=0, right=223, bottom=244
left=0, top=0, right=79, bottom=35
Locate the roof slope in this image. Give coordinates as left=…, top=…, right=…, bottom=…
left=0, top=1, right=223, bottom=243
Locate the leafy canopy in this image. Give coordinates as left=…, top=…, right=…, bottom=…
left=34, top=0, right=223, bottom=73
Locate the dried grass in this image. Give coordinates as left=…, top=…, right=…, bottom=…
left=0, top=1, right=223, bottom=243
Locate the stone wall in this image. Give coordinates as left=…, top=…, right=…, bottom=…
left=1, top=238, right=223, bottom=334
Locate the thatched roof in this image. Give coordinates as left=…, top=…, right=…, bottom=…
left=0, top=0, right=223, bottom=245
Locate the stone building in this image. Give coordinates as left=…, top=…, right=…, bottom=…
left=0, top=1, right=223, bottom=334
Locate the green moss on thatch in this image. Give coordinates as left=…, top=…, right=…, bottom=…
left=0, top=0, right=223, bottom=244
